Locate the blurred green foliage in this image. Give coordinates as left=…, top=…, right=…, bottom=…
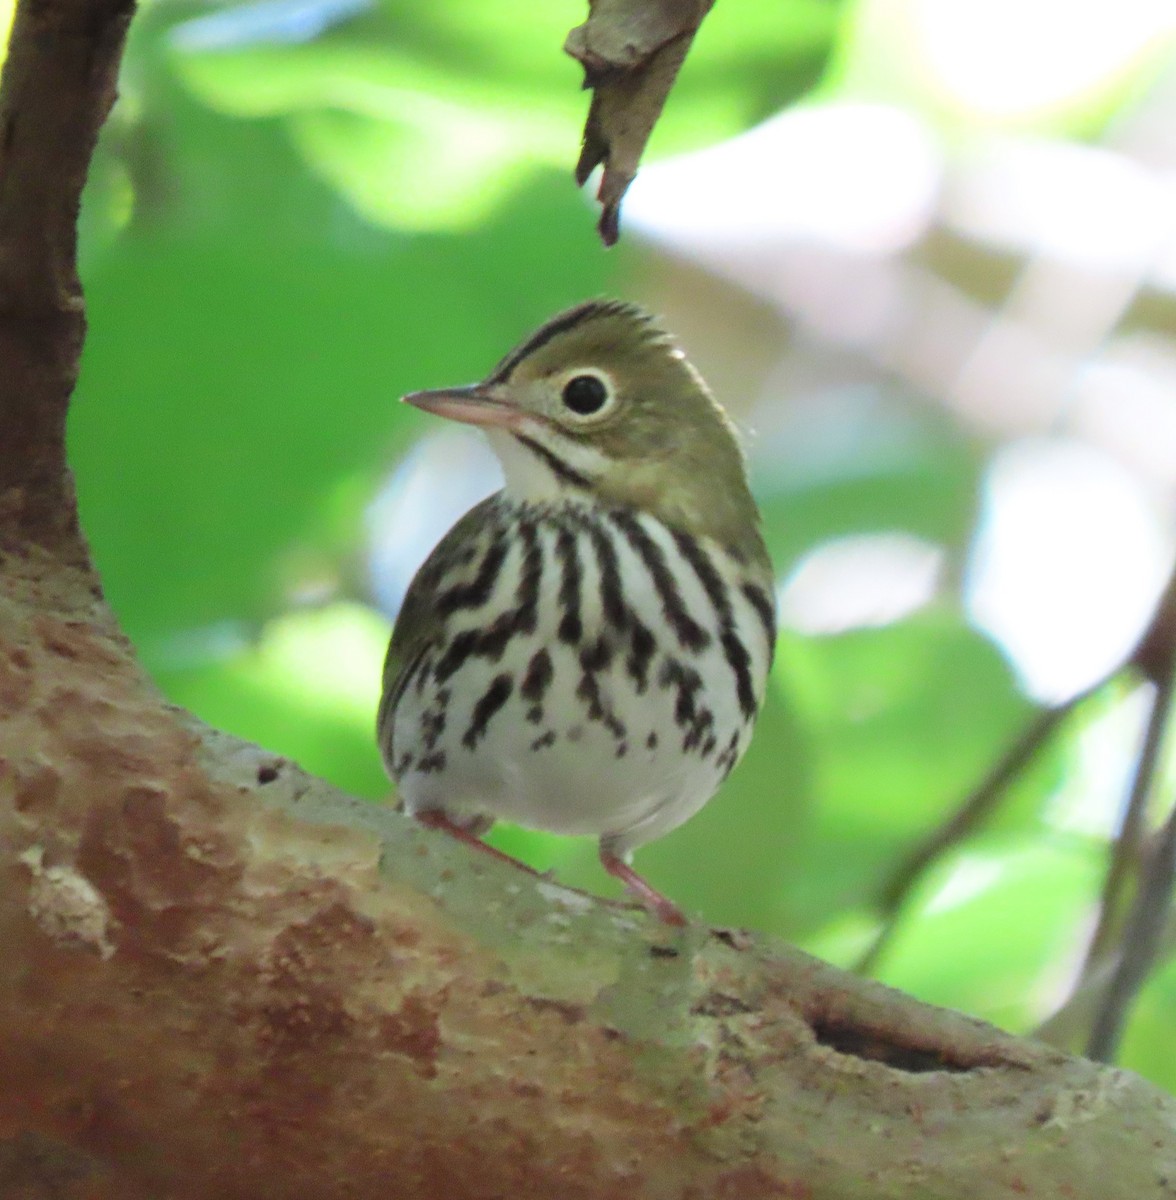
left=69, top=0, right=1173, bottom=1094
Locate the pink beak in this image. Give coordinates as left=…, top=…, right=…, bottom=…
left=402, top=383, right=522, bottom=431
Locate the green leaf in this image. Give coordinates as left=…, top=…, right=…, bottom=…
left=164, top=0, right=844, bottom=232
left=74, top=76, right=611, bottom=653
left=774, top=613, right=1042, bottom=926
left=157, top=602, right=392, bottom=799
left=874, top=836, right=1104, bottom=1031
left=756, top=388, right=982, bottom=574
left=1119, top=952, right=1176, bottom=1095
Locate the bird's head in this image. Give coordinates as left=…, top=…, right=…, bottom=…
left=403, top=300, right=765, bottom=560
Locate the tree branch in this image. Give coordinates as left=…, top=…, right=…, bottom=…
left=0, top=0, right=1174, bottom=1196
left=3, top=588, right=1174, bottom=1198
left=858, top=695, right=1085, bottom=974
left=0, top=0, right=132, bottom=555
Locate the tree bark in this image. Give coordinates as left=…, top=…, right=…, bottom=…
left=0, top=1, right=1173, bottom=1197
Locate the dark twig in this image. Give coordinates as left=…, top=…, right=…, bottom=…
left=1083, top=658, right=1176, bottom=1061
left=1035, top=670, right=1174, bottom=1051
left=1087, top=795, right=1176, bottom=1061
left=1080, top=671, right=1175, bottom=981
left=856, top=694, right=1086, bottom=974
left=1036, top=909, right=1176, bottom=1049
left=1078, top=590, right=1176, bottom=1059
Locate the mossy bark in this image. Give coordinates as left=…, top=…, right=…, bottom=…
left=0, top=1, right=1174, bottom=1197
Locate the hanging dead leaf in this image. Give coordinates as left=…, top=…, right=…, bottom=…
left=565, top=0, right=715, bottom=246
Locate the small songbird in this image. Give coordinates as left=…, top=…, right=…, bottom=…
left=377, top=300, right=776, bottom=925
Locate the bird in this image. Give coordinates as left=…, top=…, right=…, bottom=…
left=376, top=299, right=776, bottom=925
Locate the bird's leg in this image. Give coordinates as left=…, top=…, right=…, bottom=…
left=416, top=814, right=686, bottom=925
left=415, top=810, right=543, bottom=877
left=599, top=847, right=687, bottom=927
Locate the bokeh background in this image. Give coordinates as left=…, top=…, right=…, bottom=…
left=49, top=0, right=1176, bottom=1089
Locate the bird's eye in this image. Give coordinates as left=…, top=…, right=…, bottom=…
left=561, top=373, right=611, bottom=416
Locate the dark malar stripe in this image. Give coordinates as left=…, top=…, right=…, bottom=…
left=741, top=581, right=777, bottom=652
left=553, top=522, right=583, bottom=644
left=513, top=434, right=591, bottom=490
left=608, top=510, right=711, bottom=653
left=462, top=673, right=514, bottom=749
left=670, top=527, right=758, bottom=719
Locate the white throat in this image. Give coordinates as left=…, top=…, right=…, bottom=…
left=486, top=427, right=608, bottom=502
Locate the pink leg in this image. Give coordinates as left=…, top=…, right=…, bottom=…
left=416, top=810, right=541, bottom=878
left=599, top=848, right=687, bottom=927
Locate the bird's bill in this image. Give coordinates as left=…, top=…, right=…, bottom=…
left=402, top=383, right=522, bottom=431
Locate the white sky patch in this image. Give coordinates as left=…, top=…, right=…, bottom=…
left=947, top=138, right=1173, bottom=271
left=624, top=103, right=942, bottom=255
left=917, top=0, right=1176, bottom=120
left=778, top=531, right=945, bottom=635
left=965, top=437, right=1175, bottom=704
left=367, top=428, right=501, bottom=619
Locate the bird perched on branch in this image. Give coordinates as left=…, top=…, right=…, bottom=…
left=377, top=300, right=776, bottom=925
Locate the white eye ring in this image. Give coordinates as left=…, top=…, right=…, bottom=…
left=559, top=369, right=615, bottom=419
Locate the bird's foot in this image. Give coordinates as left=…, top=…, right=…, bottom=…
left=415, top=810, right=543, bottom=877
left=599, top=849, right=687, bottom=927
left=415, top=813, right=685, bottom=925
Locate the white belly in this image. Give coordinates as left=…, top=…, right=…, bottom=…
left=385, top=502, right=772, bottom=854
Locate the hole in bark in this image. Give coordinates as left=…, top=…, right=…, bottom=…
left=257, top=761, right=281, bottom=785
left=809, top=1015, right=985, bottom=1074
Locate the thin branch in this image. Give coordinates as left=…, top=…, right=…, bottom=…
left=1080, top=672, right=1174, bottom=980
left=0, top=0, right=1172, bottom=1191
left=856, top=694, right=1085, bottom=974
left=1087, top=794, right=1176, bottom=1061
left=1034, top=668, right=1168, bottom=1053
left=1037, top=908, right=1176, bottom=1049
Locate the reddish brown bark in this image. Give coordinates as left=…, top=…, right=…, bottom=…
left=0, top=1, right=1174, bottom=1197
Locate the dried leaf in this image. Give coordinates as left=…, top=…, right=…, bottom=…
left=565, top=0, right=715, bottom=246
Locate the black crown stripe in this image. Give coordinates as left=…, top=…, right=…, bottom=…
left=486, top=299, right=656, bottom=385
